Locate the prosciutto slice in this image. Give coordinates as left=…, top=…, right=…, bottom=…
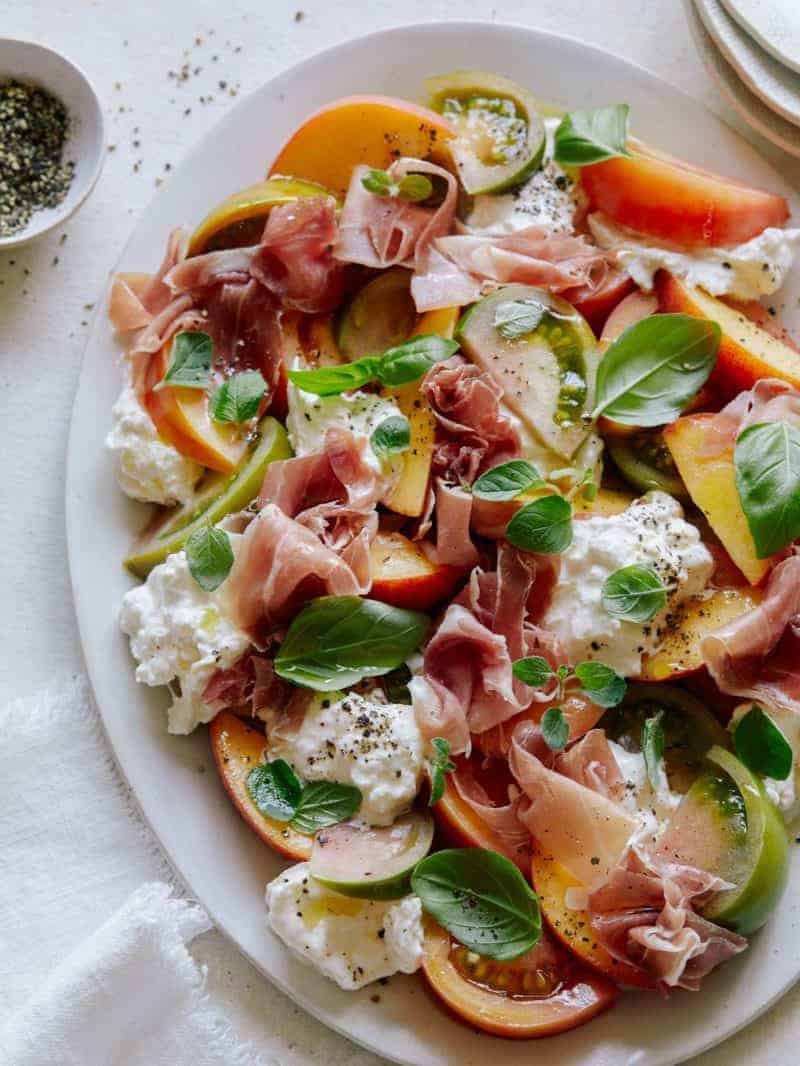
left=556, top=728, right=627, bottom=802
left=510, top=722, right=636, bottom=891
left=334, top=158, right=457, bottom=270
left=702, top=554, right=800, bottom=713
left=698, top=377, right=800, bottom=459
left=202, top=650, right=289, bottom=717
left=411, top=546, right=562, bottom=751
left=451, top=766, right=532, bottom=874
left=588, top=848, right=747, bottom=990
left=411, top=226, right=610, bottom=312
left=422, top=355, right=521, bottom=485
left=428, top=480, right=479, bottom=568
left=109, top=227, right=190, bottom=332
left=224, top=503, right=368, bottom=645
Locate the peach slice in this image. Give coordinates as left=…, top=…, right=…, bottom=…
left=144, top=341, right=249, bottom=473
left=369, top=531, right=464, bottom=610
left=530, top=844, right=656, bottom=990
left=656, top=272, right=800, bottom=400
left=383, top=305, right=461, bottom=518
left=640, top=586, right=762, bottom=681
left=209, top=712, right=312, bottom=861
left=581, top=140, right=789, bottom=247
left=664, top=414, right=771, bottom=586
left=268, top=95, right=455, bottom=199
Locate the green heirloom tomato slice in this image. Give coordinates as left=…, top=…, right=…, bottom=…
left=310, top=811, right=434, bottom=899
left=125, top=416, right=291, bottom=577
left=606, top=429, right=688, bottom=499
left=659, top=746, right=789, bottom=936
left=426, top=71, right=546, bottom=195
left=336, top=266, right=417, bottom=361
left=456, top=284, right=600, bottom=459
left=600, top=683, right=728, bottom=796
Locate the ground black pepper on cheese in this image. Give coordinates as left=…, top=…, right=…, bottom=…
left=0, top=79, right=75, bottom=237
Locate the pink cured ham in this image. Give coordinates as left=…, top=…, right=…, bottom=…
left=224, top=503, right=368, bottom=645
left=334, top=158, right=457, bottom=270
left=451, top=766, right=532, bottom=874
left=422, top=356, right=521, bottom=484
left=588, top=848, right=747, bottom=990
left=411, top=546, right=563, bottom=751
left=698, top=378, right=800, bottom=459
left=202, top=279, right=284, bottom=391
left=165, top=197, right=345, bottom=315
left=411, top=226, right=610, bottom=312
left=556, top=728, right=627, bottom=802
left=428, top=480, right=479, bottom=568
left=109, top=227, right=190, bottom=332
left=202, top=650, right=290, bottom=717
left=509, top=723, right=636, bottom=891
left=702, top=554, right=800, bottom=713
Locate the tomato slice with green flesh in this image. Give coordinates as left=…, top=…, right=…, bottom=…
left=426, top=71, right=546, bottom=195
left=188, top=177, right=334, bottom=255
left=421, top=918, right=617, bottom=1038
left=659, top=745, right=789, bottom=936
left=456, top=284, right=599, bottom=460
left=600, top=683, right=728, bottom=796
left=335, top=267, right=416, bottom=361
left=209, top=712, right=312, bottom=862
left=310, top=811, right=434, bottom=899
left=606, top=429, right=688, bottom=498
left=125, top=416, right=291, bottom=578
left=580, top=140, right=789, bottom=247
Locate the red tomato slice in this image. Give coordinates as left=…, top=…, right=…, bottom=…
left=421, top=918, right=617, bottom=1038
left=580, top=141, right=789, bottom=247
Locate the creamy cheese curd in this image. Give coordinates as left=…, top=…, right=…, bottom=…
left=286, top=379, right=404, bottom=480
left=119, top=544, right=250, bottom=735
left=588, top=212, right=800, bottom=301
left=543, top=492, right=713, bottom=677
left=267, top=691, right=424, bottom=827
left=466, top=120, right=581, bottom=236
left=106, top=378, right=202, bottom=506
left=266, top=862, right=424, bottom=990
left=729, top=703, right=800, bottom=821
left=609, top=740, right=681, bottom=843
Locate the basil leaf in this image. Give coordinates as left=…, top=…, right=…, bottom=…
left=642, top=710, right=667, bottom=793
left=376, top=335, right=460, bottom=387
left=592, top=314, right=720, bottom=426
left=397, top=173, right=434, bottom=202
left=493, top=298, right=546, bottom=340
left=601, top=564, right=666, bottom=623
left=371, top=415, right=410, bottom=457
left=290, top=780, right=363, bottom=833
left=512, top=655, right=554, bottom=687
left=287, top=358, right=379, bottom=397
left=274, top=596, right=430, bottom=691
left=209, top=369, right=266, bottom=423
left=246, top=759, right=302, bottom=822
left=735, top=421, right=800, bottom=559
left=382, top=663, right=413, bottom=704
left=734, top=704, right=793, bottom=781
left=184, top=524, right=234, bottom=592
left=361, top=168, right=393, bottom=197
left=472, top=459, right=545, bottom=502
left=541, top=706, right=569, bottom=751
left=553, top=104, right=631, bottom=166
left=505, top=495, right=573, bottom=554
left=573, top=661, right=627, bottom=708
left=411, top=848, right=541, bottom=961
left=157, top=331, right=213, bottom=391
left=428, top=737, right=456, bottom=806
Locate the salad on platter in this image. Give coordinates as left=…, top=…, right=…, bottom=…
left=108, top=71, right=800, bottom=1038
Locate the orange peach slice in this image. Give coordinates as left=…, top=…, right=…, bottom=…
left=640, top=586, right=762, bottom=681
left=656, top=272, right=800, bottom=399
left=209, top=712, right=312, bottom=861
left=370, top=531, right=464, bottom=610
left=268, top=95, right=455, bottom=199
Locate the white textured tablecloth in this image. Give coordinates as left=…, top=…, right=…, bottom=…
left=1, top=1, right=799, bottom=1061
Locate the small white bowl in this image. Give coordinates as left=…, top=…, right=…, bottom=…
left=0, top=38, right=105, bottom=248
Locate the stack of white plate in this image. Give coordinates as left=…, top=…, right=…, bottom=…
left=685, top=0, right=800, bottom=157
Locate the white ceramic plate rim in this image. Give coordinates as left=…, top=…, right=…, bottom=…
left=719, top=0, right=800, bottom=76
left=66, top=20, right=800, bottom=1066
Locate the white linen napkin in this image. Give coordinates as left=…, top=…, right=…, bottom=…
left=0, top=676, right=269, bottom=1066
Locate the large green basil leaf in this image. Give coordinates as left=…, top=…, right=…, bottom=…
left=735, top=420, right=800, bottom=558
left=593, top=314, right=720, bottom=426
left=274, top=596, right=430, bottom=691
